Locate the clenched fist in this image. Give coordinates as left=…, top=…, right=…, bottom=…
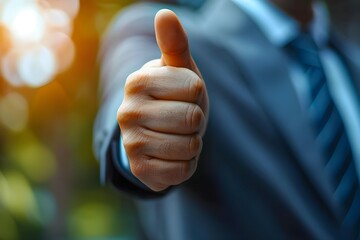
left=117, top=9, right=209, bottom=192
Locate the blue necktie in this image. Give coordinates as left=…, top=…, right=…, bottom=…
left=288, top=33, right=360, bottom=239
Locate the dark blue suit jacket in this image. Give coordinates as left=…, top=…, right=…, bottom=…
left=94, top=0, right=360, bottom=239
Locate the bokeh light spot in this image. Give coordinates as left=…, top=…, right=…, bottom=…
left=9, top=133, right=57, bottom=183
left=44, top=32, right=75, bottom=73
left=18, top=46, right=57, bottom=87
left=41, top=0, right=80, bottom=19
left=34, top=190, right=56, bottom=224
left=1, top=171, right=40, bottom=222
left=69, top=202, right=119, bottom=238
left=1, top=49, right=24, bottom=86
left=11, top=6, right=45, bottom=42
left=0, top=0, right=77, bottom=87
left=0, top=92, right=28, bottom=132
left=44, top=8, right=72, bottom=35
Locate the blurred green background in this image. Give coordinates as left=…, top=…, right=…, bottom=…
left=0, top=0, right=359, bottom=239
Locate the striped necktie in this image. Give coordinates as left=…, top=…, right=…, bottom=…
left=288, top=33, right=360, bottom=239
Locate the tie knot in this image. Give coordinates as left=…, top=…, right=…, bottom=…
left=290, top=32, right=319, bottom=52
left=287, top=32, right=322, bottom=68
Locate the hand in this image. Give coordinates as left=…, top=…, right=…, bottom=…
left=117, top=9, right=209, bottom=192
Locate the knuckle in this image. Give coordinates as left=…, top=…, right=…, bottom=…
left=122, top=131, right=147, bottom=156
left=130, top=159, right=148, bottom=179
left=185, top=104, right=204, bottom=132
left=117, top=103, right=129, bottom=126
left=187, top=74, right=205, bottom=101
left=124, top=70, right=151, bottom=95
left=189, top=134, right=203, bottom=157
left=117, top=101, right=143, bottom=127
left=178, top=162, right=192, bottom=181
left=172, top=161, right=196, bottom=185
left=131, top=160, right=172, bottom=192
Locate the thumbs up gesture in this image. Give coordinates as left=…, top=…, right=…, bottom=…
left=117, top=10, right=209, bottom=192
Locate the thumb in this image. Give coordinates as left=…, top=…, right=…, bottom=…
left=155, top=9, right=199, bottom=74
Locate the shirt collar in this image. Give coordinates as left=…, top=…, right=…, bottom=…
left=232, top=0, right=330, bottom=48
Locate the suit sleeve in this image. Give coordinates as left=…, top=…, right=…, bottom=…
left=93, top=4, right=171, bottom=198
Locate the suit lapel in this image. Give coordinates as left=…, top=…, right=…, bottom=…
left=203, top=0, right=339, bottom=217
